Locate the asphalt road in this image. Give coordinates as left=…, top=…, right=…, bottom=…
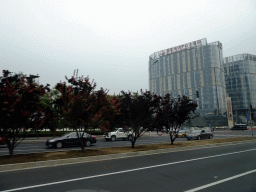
left=0, top=140, right=255, bottom=192
left=0, top=130, right=254, bottom=156
left=0, top=133, right=176, bottom=156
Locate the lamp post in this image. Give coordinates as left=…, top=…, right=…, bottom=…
left=249, top=103, right=254, bottom=137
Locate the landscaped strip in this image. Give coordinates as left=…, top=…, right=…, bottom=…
left=0, top=137, right=256, bottom=173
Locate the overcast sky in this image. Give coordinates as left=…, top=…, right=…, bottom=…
left=1, top=0, right=255, bottom=95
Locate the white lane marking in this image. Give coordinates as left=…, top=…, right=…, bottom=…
left=1, top=148, right=255, bottom=192
left=1, top=140, right=256, bottom=173
left=185, top=169, right=256, bottom=192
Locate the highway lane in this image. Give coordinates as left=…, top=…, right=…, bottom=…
left=0, top=140, right=255, bottom=192
left=0, top=130, right=254, bottom=156
left=0, top=134, right=176, bottom=156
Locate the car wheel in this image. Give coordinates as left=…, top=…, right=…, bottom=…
left=209, top=135, right=213, bottom=139
left=85, top=140, right=91, bottom=147
left=182, top=134, right=186, bottom=138
left=198, top=136, right=201, bottom=140
left=187, top=138, right=190, bottom=140
left=105, top=139, right=109, bottom=141
left=56, top=141, right=62, bottom=148
left=111, top=136, right=116, bottom=141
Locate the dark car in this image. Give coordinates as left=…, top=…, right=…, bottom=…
left=46, top=132, right=97, bottom=148
left=0, top=136, right=6, bottom=145
left=230, top=124, right=247, bottom=131
left=187, top=129, right=213, bottom=140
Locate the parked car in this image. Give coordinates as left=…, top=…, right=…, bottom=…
left=230, top=124, right=247, bottom=131
left=177, top=130, right=188, bottom=138
left=46, top=132, right=97, bottom=148
left=186, top=129, right=213, bottom=140
left=0, top=136, right=6, bottom=145
left=104, top=128, right=134, bottom=141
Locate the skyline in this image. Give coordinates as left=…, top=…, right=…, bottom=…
left=1, top=0, right=255, bottom=95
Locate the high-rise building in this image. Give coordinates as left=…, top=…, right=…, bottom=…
left=149, top=38, right=226, bottom=115
left=224, top=54, right=256, bottom=121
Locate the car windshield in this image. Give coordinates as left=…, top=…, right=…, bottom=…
left=61, top=132, right=87, bottom=138
left=61, top=132, right=72, bottom=137
left=191, top=130, right=201, bottom=134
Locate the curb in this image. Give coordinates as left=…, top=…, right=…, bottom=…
left=1, top=139, right=256, bottom=173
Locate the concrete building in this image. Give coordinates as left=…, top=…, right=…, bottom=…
left=224, top=54, right=256, bottom=123
left=149, top=38, right=226, bottom=115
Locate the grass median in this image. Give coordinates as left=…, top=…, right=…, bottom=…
left=1, top=137, right=256, bottom=165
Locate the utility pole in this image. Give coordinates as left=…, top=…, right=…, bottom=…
left=196, top=90, right=199, bottom=110
left=249, top=103, right=254, bottom=137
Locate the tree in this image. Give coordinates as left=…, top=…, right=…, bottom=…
left=95, top=95, right=121, bottom=131
left=155, top=94, right=198, bottom=145
left=40, top=88, right=63, bottom=135
left=120, top=90, right=158, bottom=148
left=153, top=94, right=173, bottom=135
left=56, top=72, right=109, bottom=152
left=0, top=70, right=49, bottom=157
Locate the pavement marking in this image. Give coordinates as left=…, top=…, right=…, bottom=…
left=1, top=139, right=256, bottom=173
left=185, top=169, right=256, bottom=192
left=1, top=148, right=255, bottom=192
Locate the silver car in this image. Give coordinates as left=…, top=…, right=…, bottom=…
left=186, top=130, right=213, bottom=140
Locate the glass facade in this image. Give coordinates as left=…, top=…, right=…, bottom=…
left=223, top=54, right=256, bottom=118
left=149, top=38, right=226, bottom=115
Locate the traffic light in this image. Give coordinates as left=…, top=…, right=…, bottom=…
left=196, top=91, right=199, bottom=98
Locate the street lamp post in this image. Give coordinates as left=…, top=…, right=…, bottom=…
left=249, top=104, right=254, bottom=137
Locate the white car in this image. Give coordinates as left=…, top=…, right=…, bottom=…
left=103, top=128, right=133, bottom=141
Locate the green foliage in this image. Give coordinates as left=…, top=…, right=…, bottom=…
left=119, top=90, right=159, bottom=148
left=40, top=89, right=63, bottom=132
left=154, top=94, right=198, bottom=144
left=55, top=72, right=111, bottom=152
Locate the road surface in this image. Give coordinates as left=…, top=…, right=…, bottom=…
left=0, top=140, right=255, bottom=192
left=0, top=130, right=254, bottom=156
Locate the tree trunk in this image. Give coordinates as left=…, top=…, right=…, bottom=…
left=8, top=147, right=14, bottom=157
left=131, top=137, right=137, bottom=148
left=169, top=133, right=175, bottom=145
left=6, top=141, right=14, bottom=157
left=79, top=137, right=85, bottom=152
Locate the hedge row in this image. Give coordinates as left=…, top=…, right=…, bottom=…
left=17, top=130, right=105, bottom=137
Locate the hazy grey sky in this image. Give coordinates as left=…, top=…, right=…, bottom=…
left=1, top=0, right=255, bottom=95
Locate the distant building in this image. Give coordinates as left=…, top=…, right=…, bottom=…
left=149, top=38, right=226, bottom=115
left=223, top=54, right=256, bottom=122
